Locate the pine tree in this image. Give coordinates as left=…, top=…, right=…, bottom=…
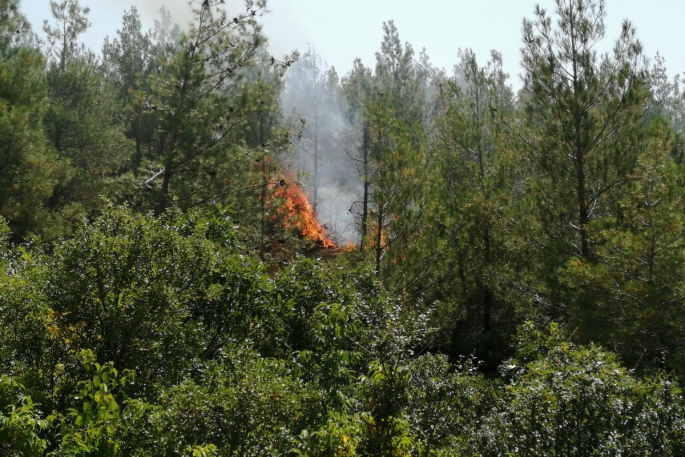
left=138, top=0, right=290, bottom=215
left=342, top=22, right=428, bottom=275
left=102, top=6, right=152, bottom=98
left=520, top=0, right=647, bottom=263
left=431, top=49, right=515, bottom=335
left=646, top=53, right=683, bottom=133
left=102, top=6, right=159, bottom=176
left=42, top=0, right=132, bottom=232
left=0, top=0, right=57, bottom=238
left=371, top=23, right=428, bottom=277
left=562, top=117, right=685, bottom=373
left=342, top=58, right=373, bottom=249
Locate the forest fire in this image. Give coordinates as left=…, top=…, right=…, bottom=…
left=275, top=179, right=336, bottom=249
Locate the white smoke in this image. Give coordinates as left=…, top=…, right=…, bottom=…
left=280, top=53, right=361, bottom=246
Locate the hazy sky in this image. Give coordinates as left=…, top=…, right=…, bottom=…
left=20, top=0, right=684, bottom=90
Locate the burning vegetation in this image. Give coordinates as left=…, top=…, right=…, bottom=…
left=274, top=178, right=336, bottom=249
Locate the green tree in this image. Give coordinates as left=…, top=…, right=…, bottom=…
left=0, top=0, right=58, bottom=238
left=520, top=0, right=646, bottom=262
left=51, top=350, right=131, bottom=456
left=0, top=0, right=30, bottom=50
left=42, top=0, right=132, bottom=235
left=646, top=53, right=683, bottom=133
left=42, top=204, right=272, bottom=396
left=139, top=0, right=291, bottom=216
left=101, top=6, right=152, bottom=98
left=434, top=49, right=513, bottom=326
left=372, top=23, right=428, bottom=278
left=425, top=49, right=524, bottom=368
left=562, top=118, right=685, bottom=373
left=369, top=105, right=426, bottom=279
left=233, top=51, right=293, bottom=256
left=120, top=350, right=316, bottom=456
left=343, top=22, right=428, bottom=276
left=373, top=21, right=424, bottom=128
left=42, top=0, right=90, bottom=72
left=0, top=377, right=49, bottom=456
left=102, top=6, right=162, bottom=176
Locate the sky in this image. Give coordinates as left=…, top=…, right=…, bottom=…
left=20, top=0, right=684, bottom=90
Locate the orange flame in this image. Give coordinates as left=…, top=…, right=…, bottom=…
left=275, top=180, right=336, bottom=249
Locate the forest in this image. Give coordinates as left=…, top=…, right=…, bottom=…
left=1, top=0, right=685, bottom=454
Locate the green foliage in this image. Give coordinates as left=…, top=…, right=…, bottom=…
left=42, top=0, right=90, bottom=71
left=101, top=6, right=155, bottom=98
left=424, top=49, right=524, bottom=369
left=341, top=22, right=428, bottom=277
left=51, top=349, right=131, bottom=456
left=43, top=203, right=269, bottom=395
left=562, top=118, right=685, bottom=374
left=120, top=351, right=316, bottom=457
left=475, top=323, right=685, bottom=456
left=136, top=0, right=292, bottom=216
left=0, top=0, right=30, bottom=52
left=0, top=377, right=49, bottom=456
left=41, top=0, right=132, bottom=240
left=0, top=42, right=58, bottom=238
left=518, top=0, right=647, bottom=316
left=405, top=354, right=494, bottom=454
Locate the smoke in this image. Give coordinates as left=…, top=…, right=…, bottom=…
left=22, top=1, right=191, bottom=55
left=84, top=0, right=193, bottom=34
left=100, top=0, right=192, bottom=31
left=280, top=53, right=360, bottom=246
left=24, top=0, right=359, bottom=244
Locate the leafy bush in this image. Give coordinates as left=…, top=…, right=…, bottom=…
left=473, top=324, right=685, bottom=456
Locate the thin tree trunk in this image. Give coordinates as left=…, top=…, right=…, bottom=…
left=475, top=94, right=494, bottom=332
left=157, top=168, right=172, bottom=214
left=360, top=124, right=369, bottom=251
left=156, top=80, right=188, bottom=214
left=260, top=156, right=267, bottom=259
left=577, top=154, right=589, bottom=258
left=482, top=228, right=492, bottom=332
left=570, top=9, right=590, bottom=260
left=313, top=116, right=319, bottom=211
left=259, top=116, right=266, bottom=259
left=134, top=132, right=141, bottom=178
left=375, top=207, right=383, bottom=275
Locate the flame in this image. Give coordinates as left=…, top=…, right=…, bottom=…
left=274, top=179, right=336, bottom=249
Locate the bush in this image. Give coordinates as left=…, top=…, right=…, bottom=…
left=474, top=323, right=685, bottom=456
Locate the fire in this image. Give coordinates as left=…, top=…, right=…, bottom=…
left=274, top=179, right=336, bottom=249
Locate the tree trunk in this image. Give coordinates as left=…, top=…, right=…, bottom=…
left=570, top=10, right=590, bottom=260
left=259, top=116, right=267, bottom=259
left=156, top=167, right=172, bottom=215
left=156, top=77, right=188, bottom=214
left=360, top=124, right=370, bottom=251
left=482, top=227, right=492, bottom=332
left=313, top=115, right=319, bottom=211
left=133, top=120, right=141, bottom=178
left=375, top=207, right=383, bottom=276
left=577, top=155, right=590, bottom=259
left=260, top=156, right=267, bottom=259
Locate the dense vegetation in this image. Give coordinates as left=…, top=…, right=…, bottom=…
left=2, top=0, right=685, bottom=454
